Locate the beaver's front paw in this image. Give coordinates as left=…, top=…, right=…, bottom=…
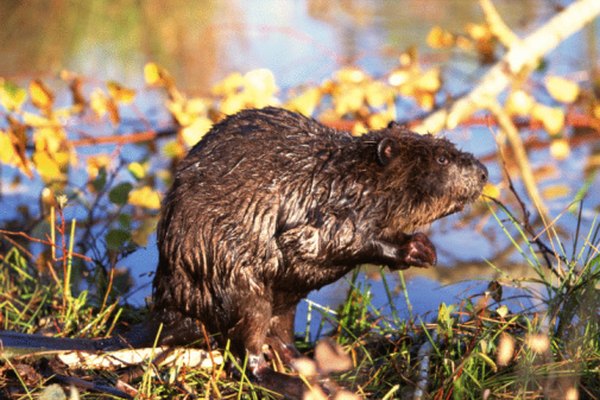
left=399, top=232, right=437, bottom=268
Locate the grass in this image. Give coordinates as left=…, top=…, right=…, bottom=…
left=0, top=199, right=599, bottom=399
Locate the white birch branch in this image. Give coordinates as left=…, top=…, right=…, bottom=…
left=415, top=0, right=600, bottom=134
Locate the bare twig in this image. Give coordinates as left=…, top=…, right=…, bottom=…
left=485, top=99, right=549, bottom=219
left=479, top=0, right=519, bottom=47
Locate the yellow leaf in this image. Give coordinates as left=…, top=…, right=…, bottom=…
left=398, top=47, right=418, bottom=67
left=549, top=138, right=570, bottom=160
left=212, top=72, right=245, bottom=96
left=594, top=104, right=600, bottom=119
left=107, top=81, right=136, bottom=104
left=182, top=117, right=213, bottom=147
left=243, top=69, right=279, bottom=108
left=286, top=87, right=321, bottom=116
left=220, top=93, right=246, bottom=116
left=415, top=68, right=441, bottom=92
left=163, top=139, right=186, bottom=159
left=352, top=121, right=368, bottom=136
left=90, top=89, right=109, bottom=118
left=388, top=69, right=411, bottom=87
left=482, top=183, right=501, bottom=199
left=505, top=90, right=534, bottom=117
left=368, top=113, right=393, bottom=130
left=34, top=127, right=65, bottom=154
left=166, top=99, right=192, bottom=126
left=0, top=130, right=16, bottom=164
left=365, top=81, right=392, bottom=108
left=496, top=305, right=509, bottom=319
left=532, top=103, right=564, bottom=135
left=33, top=151, right=62, bottom=182
left=335, top=67, right=367, bottom=84
left=144, top=62, right=174, bottom=87
left=545, top=76, right=579, bottom=104
left=144, top=63, right=160, bottom=85
left=29, top=79, right=54, bottom=111
left=427, top=26, right=454, bottom=49
left=334, top=85, right=365, bottom=116
left=86, top=155, right=112, bottom=180
left=186, top=97, right=211, bottom=115
left=128, top=186, right=161, bottom=210
left=415, top=91, right=435, bottom=111
left=466, top=23, right=491, bottom=41
left=542, top=184, right=570, bottom=200
left=244, top=69, right=277, bottom=96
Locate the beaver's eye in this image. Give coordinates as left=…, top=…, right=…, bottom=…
left=437, top=155, right=449, bottom=165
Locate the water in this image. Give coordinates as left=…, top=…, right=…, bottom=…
left=0, top=0, right=599, bottom=335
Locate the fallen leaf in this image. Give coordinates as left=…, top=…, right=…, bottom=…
left=314, top=338, right=352, bottom=374
left=496, top=333, right=514, bottom=366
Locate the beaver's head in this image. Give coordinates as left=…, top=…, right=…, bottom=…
left=376, top=131, right=488, bottom=230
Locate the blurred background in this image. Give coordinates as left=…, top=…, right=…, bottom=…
left=0, top=0, right=598, bottom=333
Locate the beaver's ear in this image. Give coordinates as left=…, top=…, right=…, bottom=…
left=387, top=120, right=401, bottom=129
left=377, top=138, right=399, bottom=166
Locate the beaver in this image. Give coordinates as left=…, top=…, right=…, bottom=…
left=150, top=106, right=488, bottom=390
left=0, top=107, right=487, bottom=397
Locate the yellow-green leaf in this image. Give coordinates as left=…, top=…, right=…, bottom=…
left=128, top=162, right=146, bottom=180
left=132, top=216, right=159, bottom=246
left=0, top=80, right=27, bottom=111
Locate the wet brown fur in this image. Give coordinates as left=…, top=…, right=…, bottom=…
left=152, top=107, right=487, bottom=383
